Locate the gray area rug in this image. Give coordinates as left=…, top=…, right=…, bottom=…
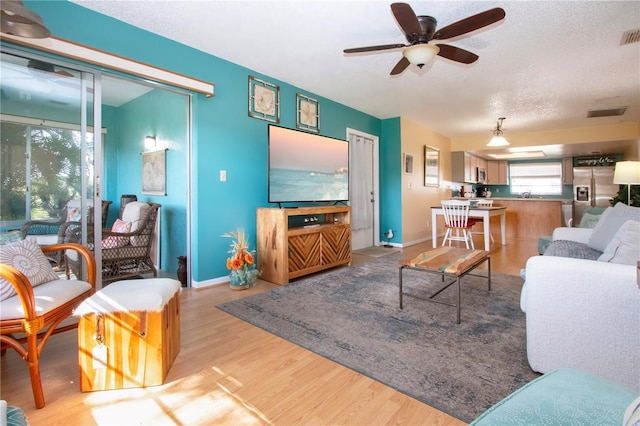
left=218, top=253, right=540, bottom=422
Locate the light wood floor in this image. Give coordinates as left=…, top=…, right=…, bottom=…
left=0, top=237, right=538, bottom=425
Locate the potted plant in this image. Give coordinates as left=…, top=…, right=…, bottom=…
left=223, top=228, right=260, bottom=290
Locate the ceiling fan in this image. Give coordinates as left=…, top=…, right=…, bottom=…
left=343, top=2, right=505, bottom=75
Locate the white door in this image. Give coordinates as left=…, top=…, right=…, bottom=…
left=347, top=128, right=379, bottom=250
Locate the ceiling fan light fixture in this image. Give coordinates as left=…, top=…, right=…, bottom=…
left=1, top=0, right=50, bottom=38
left=403, top=44, right=440, bottom=68
left=487, top=117, right=510, bottom=147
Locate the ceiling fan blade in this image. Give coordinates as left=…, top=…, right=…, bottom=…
left=436, top=44, right=479, bottom=64
left=434, top=8, right=505, bottom=40
left=344, top=43, right=406, bottom=54
left=390, top=56, right=410, bottom=75
left=391, top=3, right=421, bottom=36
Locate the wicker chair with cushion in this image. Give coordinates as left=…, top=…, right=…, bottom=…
left=0, top=239, right=96, bottom=408
left=66, top=202, right=161, bottom=284
left=20, top=200, right=112, bottom=266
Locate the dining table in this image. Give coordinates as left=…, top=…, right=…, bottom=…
left=431, top=205, right=507, bottom=251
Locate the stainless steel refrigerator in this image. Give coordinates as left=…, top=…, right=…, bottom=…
left=573, top=166, right=617, bottom=225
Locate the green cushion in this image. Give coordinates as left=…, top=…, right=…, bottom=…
left=470, top=368, right=639, bottom=426
left=537, top=235, right=552, bottom=254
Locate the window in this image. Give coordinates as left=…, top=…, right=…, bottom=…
left=510, top=162, right=562, bottom=195
left=0, top=116, right=97, bottom=228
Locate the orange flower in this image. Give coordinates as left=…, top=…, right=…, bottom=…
left=226, top=258, right=233, bottom=269
left=244, top=252, right=254, bottom=264
left=231, top=257, right=244, bottom=270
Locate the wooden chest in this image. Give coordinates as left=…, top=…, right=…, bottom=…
left=77, top=281, right=180, bottom=392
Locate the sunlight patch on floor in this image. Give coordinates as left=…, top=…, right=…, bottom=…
left=77, top=368, right=272, bottom=425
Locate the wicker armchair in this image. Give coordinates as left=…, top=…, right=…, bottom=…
left=0, top=243, right=96, bottom=408
left=21, top=200, right=112, bottom=266
left=66, top=202, right=161, bottom=284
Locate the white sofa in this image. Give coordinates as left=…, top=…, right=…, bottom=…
left=521, top=203, right=640, bottom=391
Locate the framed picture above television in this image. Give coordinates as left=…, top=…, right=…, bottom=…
left=296, top=93, right=319, bottom=133
left=249, top=76, right=280, bottom=123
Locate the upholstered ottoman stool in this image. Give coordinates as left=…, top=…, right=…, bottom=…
left=75, top=278, right=181, bottom=392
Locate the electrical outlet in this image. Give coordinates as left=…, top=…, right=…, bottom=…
left=220, top=170, right=226, bottom=182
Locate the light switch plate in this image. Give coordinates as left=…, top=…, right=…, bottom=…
left=220, top=170, right=226, bottom=182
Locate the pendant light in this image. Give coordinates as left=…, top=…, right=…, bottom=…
left=1, top=0, right=51, bottom=38
left=487, top=117, right=509, bottom=147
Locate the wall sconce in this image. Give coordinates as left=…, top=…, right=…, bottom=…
left=144, top=136, right=156, bottom=149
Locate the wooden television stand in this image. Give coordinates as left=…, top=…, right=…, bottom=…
left=257, top=206, right=351, bottom=285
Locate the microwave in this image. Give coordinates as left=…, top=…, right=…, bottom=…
left=476, top=167, right=486, bottom=184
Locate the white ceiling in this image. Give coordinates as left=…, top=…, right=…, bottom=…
left=71, top=1, right=640, bottom=155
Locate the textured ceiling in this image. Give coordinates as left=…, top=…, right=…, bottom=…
left=71, top=1, right=639, bottom=146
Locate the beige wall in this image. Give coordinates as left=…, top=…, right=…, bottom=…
left=400, top=117, right=451, bottom=246
left=397, top=119, right=639, bottom=247
left=451, top=121, right=639, bottom=157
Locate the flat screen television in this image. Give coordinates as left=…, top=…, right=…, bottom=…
left=268, top=124, right=349, bottom=205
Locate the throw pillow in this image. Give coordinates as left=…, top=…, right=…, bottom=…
left=66, top=205, right=82, bottom=222
left=101, top=219, right=131, bottom=249
left=578, top=212, right=601, bottom=228
left=544, top=239, right=602, bottom=260
left=588, top=203, right=640, bottom=252
left=0, top=239, right=60, bottom=301
left=597, top=220, right=640, bottom=265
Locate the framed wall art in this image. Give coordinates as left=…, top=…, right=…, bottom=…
left=249, top=76, right=280, bottom=123
left=142, top=149, right=167, bottom=195
left=296, top=93, right=320, bottom=132
left=404, top=153, right=414, bottom=175
left=424, top=145, right=440, bottom=186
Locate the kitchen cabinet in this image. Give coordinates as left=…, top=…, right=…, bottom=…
left=452, top=151, right=482, bottom=183
left=487, top=160, right=508, bottom=185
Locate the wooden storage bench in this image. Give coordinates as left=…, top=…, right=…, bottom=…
left=75, top=278, right=181, bottom=392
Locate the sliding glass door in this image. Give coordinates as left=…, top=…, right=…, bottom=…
left=0, top=51, right=100, bottom=282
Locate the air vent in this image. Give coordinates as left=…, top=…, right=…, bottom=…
left=587, top=107, right=627, bottom=118
left=621, top=29, right=640, bottom=45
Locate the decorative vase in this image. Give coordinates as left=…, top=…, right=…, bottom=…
left=177, top=256, right=187, bottom=287
left=229, top=273, right=254, bottom=290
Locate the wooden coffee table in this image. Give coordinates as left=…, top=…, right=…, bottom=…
left=399, top=246, right=491, bottom=323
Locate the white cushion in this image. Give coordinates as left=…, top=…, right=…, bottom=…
left=588, top=203, right=640, bottom=252
left=122, top=202, right=150, bottom=246
left=0, top=239, right=60, bottom=301
left=74, top=278, right=180, bottom=315
left=26, top=234, right=59, bottom=246
left=597, top=220, right=640, bottom=265
left=0, top=278, right=92, bottom=320
left=122, top=202, right=149, bottom=233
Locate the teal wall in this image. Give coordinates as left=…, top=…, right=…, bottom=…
left=114, top=90, right=189, bottom=273
left=380, top=118, right=402, bottom=244
left=23, top=1, right=382, bottom=283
